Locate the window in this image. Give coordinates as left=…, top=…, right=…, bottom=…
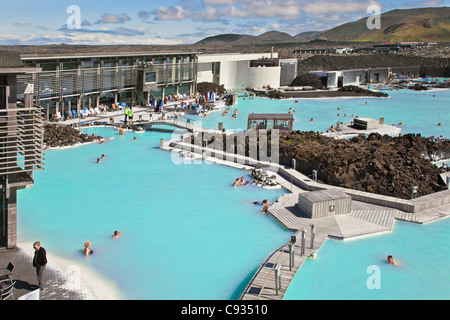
left=145, top=72, right=156, bottom=84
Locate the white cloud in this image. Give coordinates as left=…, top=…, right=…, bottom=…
left=151, top=5, right=193, bottom=21
left=94, top=13, right=131, bottom=25
left=302, top=0, right=383, bottom=15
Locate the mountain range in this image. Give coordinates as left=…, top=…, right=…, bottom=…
left=195, top=7, right=450, bottom=45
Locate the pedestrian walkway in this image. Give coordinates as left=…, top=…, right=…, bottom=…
left=0, top=245, right=99, bottom=300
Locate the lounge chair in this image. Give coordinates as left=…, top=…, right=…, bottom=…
left=80, top=109, right=89, bottom=118
left=0, top=280, right=16, bottom=300
left=0, top=262, right=14, bottom=283
left=72, top=110, right=79, bottom=118
left=57, top=112, right=64, bottom=121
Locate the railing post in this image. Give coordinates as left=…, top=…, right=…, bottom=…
left=312, top=170, right=317, bottom=182
left=274, top=263, right=281, bottom=296
left=310, top=224, right=315, bottom=249
left=301, top=228, right=306, bottom=256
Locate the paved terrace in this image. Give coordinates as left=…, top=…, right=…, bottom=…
left=0, top=245, right=101, bottom=300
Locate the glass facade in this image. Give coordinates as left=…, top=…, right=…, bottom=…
left=17, top=52, right=198, bottom=117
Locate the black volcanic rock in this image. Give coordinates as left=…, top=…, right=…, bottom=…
left=44, top=124, right=102, bottom=148
left=277, top=131, right=449, bottom=199
left=338, top=85, right=389, bottom=97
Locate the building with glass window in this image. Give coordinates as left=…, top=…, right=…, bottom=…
left=18, top=51, right=199, bottom=121
left=1, top=52, right=43, bottom=249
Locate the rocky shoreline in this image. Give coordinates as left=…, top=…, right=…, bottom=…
left=204, top=130, right=449, bottom=200
left=277, top=131, right=449, bottom=200
left=248, top=85, right=389, bottom=99
left=44, top=124, right=103, bottom=148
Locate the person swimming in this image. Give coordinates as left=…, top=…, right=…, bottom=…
left=96, top=158, right=101, bottom=163
left=112, top=230, right=122, bottom=238
left=387, top=255, right=398, bottom=265
left=232, top=178, right=240, bottom=187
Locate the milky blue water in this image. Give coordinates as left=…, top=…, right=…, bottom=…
left=18, top=127, right=290, bottom=300
left=284, top=219, right=450, bottom=300
left=193, top=88, right=450, bottom=139
left=18, top=88, right=450, bottom=300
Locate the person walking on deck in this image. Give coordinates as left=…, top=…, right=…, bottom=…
left=32, top=241, right=47, bottom=289
left=124, top=106, right=129, bottom=124
left=128, top=107, right=134, bottom=124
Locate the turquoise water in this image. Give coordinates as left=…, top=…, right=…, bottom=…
left=18, top=127, right=290, bottom=300
left=18, top=88, right=450, bottom=300
left=192, top=89, right=450, bottom=139
left=284, top=219, right=450, bottom=300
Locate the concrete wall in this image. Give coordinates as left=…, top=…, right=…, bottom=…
left=197, top=53, right=279, bottom=91
left=241, top=64, right=281, bottom=90
left=343, top=69, right=366, bottom=86
left=197, top=62, right=214, bottom=84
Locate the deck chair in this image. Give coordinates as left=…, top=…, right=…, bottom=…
left=80, top=109, right=89, bottom=118
left=72, top=110, right=79, bottom=118
left=0, top=280, right=16, bottom=300
left=0, top=262, right=14, bottom=283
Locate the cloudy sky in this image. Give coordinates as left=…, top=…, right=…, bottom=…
left=0, top=0, right=445, bottom=45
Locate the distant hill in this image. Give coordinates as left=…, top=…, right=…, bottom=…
left=320, top=7, right=450, bottom=42
left=294, top=31, right=327, bottom=41
left=194, top=7, right=450, bottom=45
left=195, top=31, right=296, bottom=45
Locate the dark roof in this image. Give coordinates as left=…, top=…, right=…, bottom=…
left=248, top=113, right=294, bottom=120
left=0, top=52, right=24, bottom=68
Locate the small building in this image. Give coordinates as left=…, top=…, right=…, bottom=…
left=1, top=52, right=43, bottom=249
left=297, top=190, right=352, bottom=219
left=353, top=117, right=380, bottom=130
left=247, top=113, right=294, bottom=132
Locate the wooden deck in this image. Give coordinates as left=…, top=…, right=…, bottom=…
left=240, top=193, right=427, bottom=300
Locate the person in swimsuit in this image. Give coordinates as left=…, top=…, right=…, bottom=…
left=239, top=176, right=248, bottom=186
left=112, top=231, right=122, bottom=238
left=232, top=178, right=240, bottom=187
left=84, top=240, right=93, bottom=256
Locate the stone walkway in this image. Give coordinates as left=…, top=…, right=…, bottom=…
left=0, top=245, right=98, bottom=300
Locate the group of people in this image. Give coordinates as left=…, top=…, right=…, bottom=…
left=83, top=231, right=122, bottom=257
left=123, top=106, right=134, bottom=124
left=222, top=107, right=238, bottom=118
left=232, top=176, right=249, bottom=187
left=96, top=154, right=105, bottom=163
